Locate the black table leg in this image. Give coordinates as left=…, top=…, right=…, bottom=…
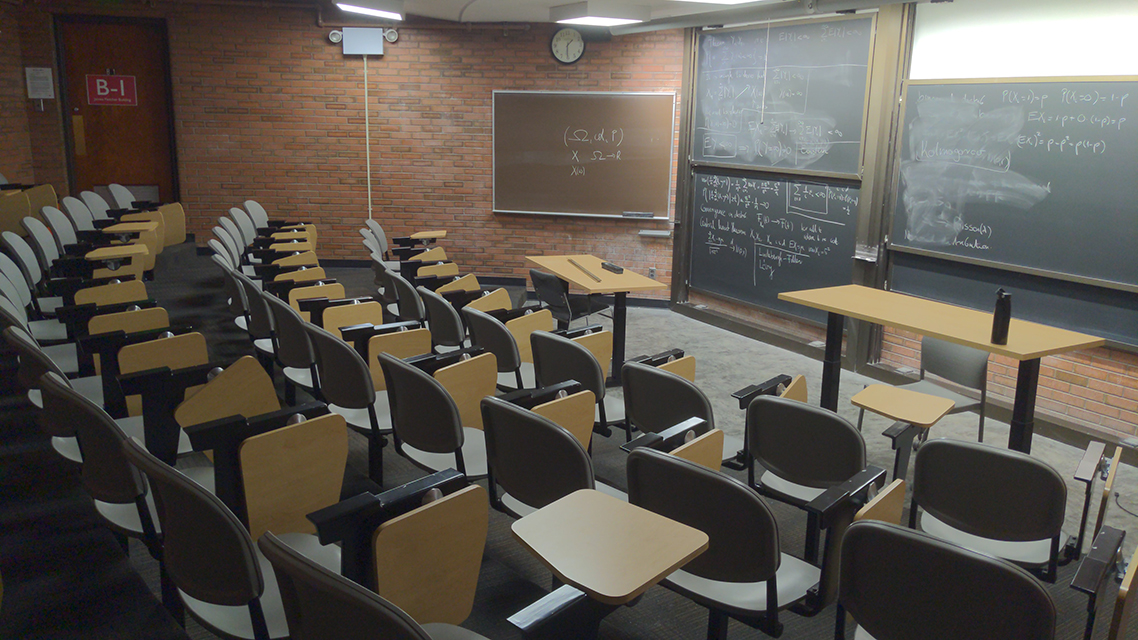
left=820, top=312, right=844, bottom=412
left=1009, top=358, right=1040, bottom=453
left=607, top=291, right=628, bottom=388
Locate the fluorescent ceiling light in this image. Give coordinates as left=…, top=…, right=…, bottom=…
left=551, top=1, right=649, bottom=26
left=337, top=0, right=404, bottom=20
left=672, top=0, right=763, bottom=5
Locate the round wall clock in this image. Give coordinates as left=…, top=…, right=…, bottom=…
left=551, top=27, right=585, bottom=64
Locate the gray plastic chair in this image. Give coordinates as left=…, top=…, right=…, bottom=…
left=621, top=359, right=715, bottom=444
left=529, top=268, right=609, bottom=331
left=81, top=190, right=113, bottom=221
left=910, top=438, right=1067, bottom=582
left=461, top=305, right=532, bottom=390
left=837, top=520, right=1056, bottom=640
left=747, top=394, right=866, bottom=563
left=305, top=322, right=389, bottom=484
left=232, top=270, right=276, bottom=370
left=262, top=291, right=320, bottom=405
left=627, top=447, right=820, bottom=639
left=481, top=395, right=595, bottom=518
left=389, top=272, right=425, bottom=323
left=120, top=435, right=339, bottom=640
left=858, top=336, right=989, bottom=442
left=418, top=285, right=465, bottom=351
left=61, top=196, right=96, bottom=232
left=20, top=216, right=62, bottom=275
left=257, top=531, right=489, bottom=640
left=377, top=351, right=486, bottom=479
left=108, top=183, right=136, bottom=209
left=244, top=200, right=269, bottom=229
left=531, top=329, right=622, bottom=429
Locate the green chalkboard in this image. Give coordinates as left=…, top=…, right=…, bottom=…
left=692, top=16, right=874, bottom=178
left=891, top=78, right=1138, bottom=291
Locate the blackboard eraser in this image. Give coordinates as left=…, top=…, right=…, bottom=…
left=622, top=211, right=655, bottom=218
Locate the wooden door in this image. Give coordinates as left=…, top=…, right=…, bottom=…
left=58, top=17, right=176, bottom=201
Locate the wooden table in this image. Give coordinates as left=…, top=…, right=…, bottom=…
left=410, top=229, right=446, bottom=241
left=510, top=489, right=707, bottom=638
left=779, top=285, right=1106, bottom=454
left=85, top=243, right=149, bottom=262
left=527, top=254, right=666, bottom=385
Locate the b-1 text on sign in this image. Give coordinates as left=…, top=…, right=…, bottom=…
left=86, top=75, right=137, bottom=107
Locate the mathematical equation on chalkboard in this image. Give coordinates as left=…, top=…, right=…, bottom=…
left=692, top=17, right=873, bottom=176
left=694, top=173, right=856, bottom=284
left=564, top=126, right=625, bottom=177
left=893, top=79, right=1138, bottom=289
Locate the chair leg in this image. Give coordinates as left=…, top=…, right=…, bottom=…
left=856, top=407, right=864, bottom=432
left=833, top=603, right=848, bottom=640
left=367, top=405, right=384, bottom=486
left=248, top=598, right=271, bottom=640
left=805, top=511, right=821, bottom=564
left=707, top=609, right=730, bottom=640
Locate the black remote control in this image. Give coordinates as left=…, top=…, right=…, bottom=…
left=601, top=262, right=624, bottom=274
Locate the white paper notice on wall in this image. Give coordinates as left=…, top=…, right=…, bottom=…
left=25, top=67, right=54, bottom=100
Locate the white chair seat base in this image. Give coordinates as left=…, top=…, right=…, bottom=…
left=496, top=362, right=536, bottom=390
left=758, top=470, right=827, bottom=503
left=28, top=318, right=69, bottom=343
left=328, top=395, right=392, bottom=435
left=919, top=512, right=1052, bottom=564
left=180, top=532, right=339, bottom=640
left=663, top=552, right=820, bottom=619
left=421, top=623, right=491, bottom=640
left=401, top=427, right=488, bottom=478
left=28, top=375, right=103, bottom=409
left=599, top=394, right=625, bottom=424
left=42, top=342, right=79, bottom=374
left=283, top=366, right=316, bottom=392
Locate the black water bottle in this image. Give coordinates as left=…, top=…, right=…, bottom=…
left=991, top=288, right=1011, bottom=345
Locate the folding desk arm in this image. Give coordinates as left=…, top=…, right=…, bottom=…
left=184, top=402, right=330, bottom=526
left=1067, top=441, right=1109, bottom=561
left=626, top=348, right=685, bottom=368
left=621, top=417, right=710, bottom=455
left=117, top=359, right=236, bottom=464
left=732, top=374, right=794, bottom=410
left=404, top=346, right=486, bottom=376
left=54, top=298, right=158, bottom=339
left=262, top=277, right=336, bottom=299
left=297, top=295, right=378, bottom=328
left=1070, top=526, right=1126, bottom=640
left=795, top=465, right=887, bottom=614
left=77, top=324, right=194, bottom=414
left=339, top=320, right=423, bottom=358
left=552, top=324, right=605, bottom=339
left=499, top=380, right=584, bottom=410
left=307, top=469, right=468, bottom=588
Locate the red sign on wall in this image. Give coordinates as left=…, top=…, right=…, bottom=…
left=86, top=75, right=137, bottom=106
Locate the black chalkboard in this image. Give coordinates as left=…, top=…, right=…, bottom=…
left=688, top=170, right=858, bottom=323
left=692, top=16, right=874, bottom=177
left=493, top=91, right=676, bottom=217
left=891, top=252, right=1138, bottom=348
left=892, top=78, right=1138, bottom=290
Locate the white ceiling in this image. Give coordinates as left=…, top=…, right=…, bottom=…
left=402, top=0, right=791, bottom=26
left=338, top=0, right=906, bottom=36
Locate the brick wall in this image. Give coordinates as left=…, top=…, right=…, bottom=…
left=164, top=3, right=681, bottom=294
left=16, top=7, right=67, bottom=192
left=0, top=5, right=34, bottom=183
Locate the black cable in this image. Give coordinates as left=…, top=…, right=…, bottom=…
left=1115, top=492, right=1138, bottom=519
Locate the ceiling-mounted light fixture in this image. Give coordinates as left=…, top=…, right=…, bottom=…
left=550, top=1, right=649, bottom=26
left=337, top=0, right=404, bottom=21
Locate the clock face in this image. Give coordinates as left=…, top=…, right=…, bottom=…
left=551, top=27, right=585, bottom=64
